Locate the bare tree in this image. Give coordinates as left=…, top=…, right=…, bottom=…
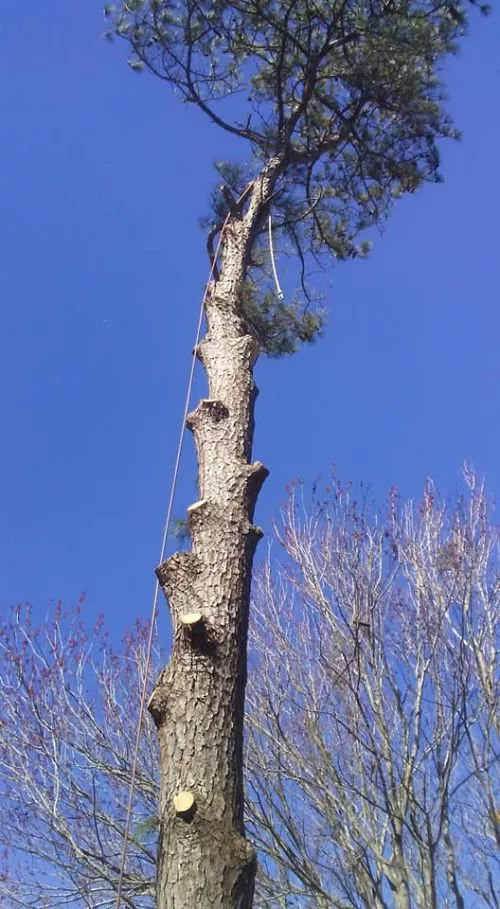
left=104, top=2, right=489, bottom=904
left=246, top=468, right=499, bottom=908
left=1, top=470, right=497, bottom=908
left=0, top=602, right=157, bottom=909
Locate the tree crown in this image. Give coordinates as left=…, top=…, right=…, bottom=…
left=107, top=0, right=487, bottom=352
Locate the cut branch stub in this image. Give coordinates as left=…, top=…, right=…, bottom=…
left=186, top=399, right=229, bottom=432
left=187, top=498, right=209, bottom=534
left=187, top=499, right=207, bottom=515
left=147, top=666, right=172, bottom=726
left=179, top=612, right=204, bottom=629
left=245, top=525, right=265, bottom=563
left=156, top=552, right=201, bottom=602
left=244, top=461, right=270, bottom=520
left=179, top=611, right=216, bottom=657
left=173, top=791, right=196, bottom=819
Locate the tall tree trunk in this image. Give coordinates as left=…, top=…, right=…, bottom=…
left=148, top=159, right=281, bottom=909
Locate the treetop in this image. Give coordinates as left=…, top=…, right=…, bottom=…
left=107, top=0, right=489, bottom=353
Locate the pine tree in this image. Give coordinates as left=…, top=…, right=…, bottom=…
left=107, top=2, right=488, bottom=906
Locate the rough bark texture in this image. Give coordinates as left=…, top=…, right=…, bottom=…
left=148, top=160, right=281, bottom=909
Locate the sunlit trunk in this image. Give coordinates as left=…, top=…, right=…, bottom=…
left=149, top=160, right=281, bottom=908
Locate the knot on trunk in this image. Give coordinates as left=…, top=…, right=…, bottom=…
left=186, top=398, right=229, bottom=432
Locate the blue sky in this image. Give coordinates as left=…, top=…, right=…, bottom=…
left=1, top=3, right=499, bottom=640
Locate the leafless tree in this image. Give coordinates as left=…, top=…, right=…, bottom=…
left=246, top=467, right=499, bottom=908
left=1, top=469, right=497, bottom=908
left=0, top=602, right=158, bottom=909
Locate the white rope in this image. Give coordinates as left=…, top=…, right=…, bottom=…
left=268, top=213, right=284, bottom=301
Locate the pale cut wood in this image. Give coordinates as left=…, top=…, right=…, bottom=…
left=179, top=612, right=203, bottom=628
left=173, top=791, right=195, bottom=816
left=187, top=499, right=206, bottom=513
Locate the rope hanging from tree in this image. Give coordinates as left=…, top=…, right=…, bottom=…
left=268, top=214, right=284, bottom=302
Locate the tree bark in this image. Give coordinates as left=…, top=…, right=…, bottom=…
left=148, top=159, right=281, bottom=909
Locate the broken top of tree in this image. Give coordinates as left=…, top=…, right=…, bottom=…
left=108, top=0, right=487, bottom=353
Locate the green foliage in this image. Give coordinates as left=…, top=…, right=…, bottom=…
left=239, top=283, right=325, bottom=356
left=108, top=0, right=488, bottom=354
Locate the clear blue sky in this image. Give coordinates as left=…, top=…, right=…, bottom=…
left=1, top=3, right=499, bottom=639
